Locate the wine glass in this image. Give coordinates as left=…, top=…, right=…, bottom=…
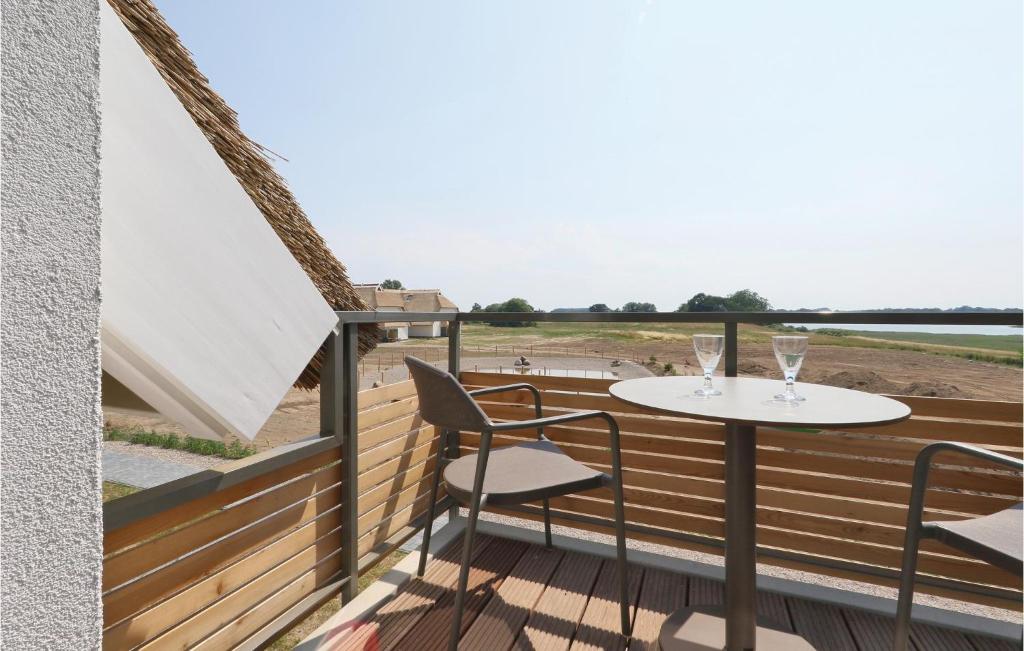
left=772, top=336, right=808, bottom=402
left=692, top=334, right=724, bottom=397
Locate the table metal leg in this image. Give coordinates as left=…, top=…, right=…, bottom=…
left=658, top=423, right=815, bottom=651
left=725, top=424, right=757, bottom=650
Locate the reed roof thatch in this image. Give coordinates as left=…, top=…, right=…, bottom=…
left=107, top=0, right=377, bottom=390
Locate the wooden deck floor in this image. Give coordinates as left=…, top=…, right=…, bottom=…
left=323, top=534, right=1017, bottom=651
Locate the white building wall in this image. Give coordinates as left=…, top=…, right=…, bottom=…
left=1, top=0, right=104, bottom=647
left=408, top=322, right=442, bottom=338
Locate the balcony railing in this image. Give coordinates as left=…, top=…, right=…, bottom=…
left=101, top=310, right=1022, bottom=649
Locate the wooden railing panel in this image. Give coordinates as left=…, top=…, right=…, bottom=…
left=103, top=514, right=341, bottom=650
left=103, top=379, right=429, bottom=649
left=462, top=372, right=1024, bottom=607
left=103, top=464, right=341, bottom=591
left=103, top=443, right=341, bottom=555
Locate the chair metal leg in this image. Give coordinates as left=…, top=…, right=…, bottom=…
left=893, top=522, right=922, bottom=651
left=418, top=431, right=448, bottom=577
left=449, top=432, right=492, bottom=651
left=543, top=498, right=552, bottom=548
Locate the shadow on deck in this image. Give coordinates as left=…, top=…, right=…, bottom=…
left=299, top=523, right=1020, bottom=651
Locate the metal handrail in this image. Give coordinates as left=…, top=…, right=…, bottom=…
left=335, top=309, right=1023, bottom=326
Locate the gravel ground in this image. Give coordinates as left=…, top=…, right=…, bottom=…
left=103, top=439, right=225, bottom=471
left=468, top=510, right=1018, bottom=624
left=360, top=355, right=654, bottom=387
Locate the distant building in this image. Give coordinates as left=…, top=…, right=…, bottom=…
left=355, top=284, right=459, bottom=341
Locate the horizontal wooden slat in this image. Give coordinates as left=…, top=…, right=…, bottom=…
left=464, top=372, right=1024, bottom=424
left=138, top=535, right=342, bottom=650
left=190, top=554, right=343, bottom=650
left=358, top=412, right=425, bottom=452
left=358, top=395, right=420, bottom=432
left=861, top=417, right=1023, bottom=448
left=358, top=436, right=438, bottom=495
left=358, top=457, right=437, bottom=518
left=103, top=463, right=341, bottom=591
left=358, top=475, right=435, bottom=538
left=885, top=395, right=1022, bottom=423
left=103, top=511, right=342, bottom=649
left=103, top=444, right=341, bottom=554
left=461, top=370, right=617, bottom=394
left=103, top=492, right=340, bottom=627
left=358, top=424, right=438, bottom=473
left=358, top=379, right=417, bottom=410
left=459, top=437, right=1017, bottom=516
left=357, top=492, right=438, bottom=558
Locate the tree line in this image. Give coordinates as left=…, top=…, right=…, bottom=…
left=467, top=290, right=773, bottom=327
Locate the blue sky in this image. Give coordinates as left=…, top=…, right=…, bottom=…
left=157, top=1, right=1022, bottom=311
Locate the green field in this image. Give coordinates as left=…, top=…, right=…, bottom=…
left=821, top=329, right=1023, bottom=353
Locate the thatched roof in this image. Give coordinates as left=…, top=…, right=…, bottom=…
left=107, top=0, right=376, bottom=389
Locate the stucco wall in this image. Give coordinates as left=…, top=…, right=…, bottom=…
left=1, top=0, right=104, bottom=647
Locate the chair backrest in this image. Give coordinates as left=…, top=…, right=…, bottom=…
left=405, top=356, right=491, bottom=432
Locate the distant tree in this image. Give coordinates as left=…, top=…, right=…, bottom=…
left=684, top=293, right=730, bottom=312
left=471, top=302, right=482, bottom=312
left=483, top=298, right=536, bottom=327
left=725, top=289, right=771, bottom=312
left=680, top=290, right=772, bottom=312
left=621, top=301, right=657, bottom=313
left=380, top=279, right=404, bottom=290
left=589, top=303, right=611, bottom=312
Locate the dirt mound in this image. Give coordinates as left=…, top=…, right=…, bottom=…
left=814, top=370, right=903, bottom=394
left=738, top=361, right=772, bottom=376
left=902, top=382, right=964, bottom=398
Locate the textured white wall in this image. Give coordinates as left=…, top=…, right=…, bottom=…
left=1, top=0, right=104, bottom=647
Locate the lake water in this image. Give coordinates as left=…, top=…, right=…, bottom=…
left=784, top=323, right=1022, bottom=336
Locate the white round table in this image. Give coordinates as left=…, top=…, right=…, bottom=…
left=610, top=376, right=911, bottom=651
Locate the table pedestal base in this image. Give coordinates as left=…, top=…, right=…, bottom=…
left=658, top=606, right=816, bottom=651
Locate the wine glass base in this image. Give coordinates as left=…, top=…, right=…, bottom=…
left=772, top=393, right=805, bottom=403
left=693, top=388, right=722, bottom=397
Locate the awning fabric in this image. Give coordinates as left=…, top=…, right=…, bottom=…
left=100, top=2, right=338, bottom=440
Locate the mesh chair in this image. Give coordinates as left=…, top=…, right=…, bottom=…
left=405, top=356, right=631, bottom=651
left=893, top=442, right=1023, bottom=651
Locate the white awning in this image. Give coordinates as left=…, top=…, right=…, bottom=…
left=99, top=2, right=338, bottom=440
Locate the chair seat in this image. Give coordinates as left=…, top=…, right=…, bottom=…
left=444, top=438, right=607, bottom=505
left=924, top=503, right=1023, bottom=576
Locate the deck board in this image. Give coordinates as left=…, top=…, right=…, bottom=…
left=513, top=552, right=602, bottom=651
left=327, top=535, right=495, bottom=651
left=844, top=608, right=903, bottom=651
left=627, top=568, right=687, bottom=651
left=391, top=537, right=528, bottom=650
left=787, top=597, right=859, bottom=651
left=910, top=622, right=975, bottom=651
left=460, top=545, right=564, bottom=651
left=326, top=534, right=1019, bottom=651
left=569, top=561, right=643, bottom=651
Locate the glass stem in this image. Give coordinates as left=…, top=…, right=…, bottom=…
left=704, top=368, right=713, bottom=388
left=785, top=372, right=796, bottom=398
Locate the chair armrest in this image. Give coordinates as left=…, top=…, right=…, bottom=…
left=468, top=383, right=543, bottom=435
left=907, top=442, right=1023, bottom=533
left=489, top=409, right=612, bottom=432
left=914, top=442, right=1023, bottom=473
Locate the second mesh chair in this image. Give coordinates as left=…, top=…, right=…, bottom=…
left=405, top=356, right=631, bottom=651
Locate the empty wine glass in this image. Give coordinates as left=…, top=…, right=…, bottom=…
left=692, top=334, right=724, bottom=397
left=772, top=336, right=808, bottom=402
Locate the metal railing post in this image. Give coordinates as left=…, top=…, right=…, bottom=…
left=447, top=320, right=462, bottom=520
left=724, top=321, right=738, bottom=377
left=339, top=322, right=360, bottom=602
